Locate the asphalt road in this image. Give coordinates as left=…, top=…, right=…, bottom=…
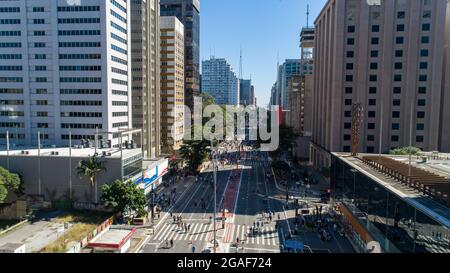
left=141, top=144, right=355, bottom=253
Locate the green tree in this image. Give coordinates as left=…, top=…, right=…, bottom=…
left=269, top=124, right=299, bottom=159
left=0, top=167, right=23, bottom=203
left=100, top=180, right=147, bottom=216
left=179, top=139, right=210, bottom=174
left=76, top=155, right=106, bottom=203
left=389, top=147, right=422, bottom=156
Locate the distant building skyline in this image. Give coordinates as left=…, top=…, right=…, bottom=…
left=201, top=57, right=239, bottom=106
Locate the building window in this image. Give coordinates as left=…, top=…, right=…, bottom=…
left=369, top=75, right=377, bottom=82
left=418, top=99, right=426, bottom=106
left=392, top=123, right=400, bottom=130
left=371, top=37, right=379, bottom=45
left=393, top=99, right=401, bottom=106
left=345, top=99, right=352, bottom=105
left=346, top=63, right=354, bottom=70
left=416, top=136, right=424, bottom=143
left=422, top=23, right=430, bottom=31
left=396, top=37, right=404, bottom=44
left=344, top=111, right=352, bottom=118
left=347, top=51, right=355, bottom=58
left=368, top=111, right=376, bottom=118
left=368, top=123, right=375, bottom=130
left=394, top=75, right=402, bottom=82
left=368, top=99, right=376, bottom=106
left=372, top=25, right=380, bottom=32
left=397, top=24, right=405, bottom=32
left=417, top=111, right=425, bottom=119
left=345, top=87, right=353, bottom=94
left=347, top=25, right=355, bottom=33
left=416, top=124, right=424, bottom=131
left=347, top=38, right=355, bottom=45
left=344, top=134, right=351, bottom=141
left=366, top=146, right=375, bottom=153
left=370, top=63, right=378, bottom=70
left=421, top=36, right=430, bottom=44
left=395, top=50, right=403, bottom=57
left=369, top=87, right=377, bottom=94
left=346, top=75, right=353, bottom=82
left=419, top=62, right=428, bottom=69
left=419, top=75, right=427, bottom=82
left=420, top=49, right=429, bottom=57
left=394, top=62, right=403, bottom=69
left=391, top=135, right=399, bottom=142
left=344, top=123, right=351, bottom=129
left=393, top=87, right=401, bottom=94
left=418, top=87, right=427, bottom=94
left=370, top=50, right=379, bottom=58
left=397, top=12, right=405, bottom=19
left=392, top=111, right=400, bottom=118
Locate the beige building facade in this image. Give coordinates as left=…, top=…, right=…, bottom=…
left=311, top=0, right=450, bottom=169
left=160, top=16, right=185, bottom=151
left=131, top=0, right=161, bottom=159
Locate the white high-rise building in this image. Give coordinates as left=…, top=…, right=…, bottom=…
left=0, top=0, right=132, bottom=147
left=201, top=58, right=239, bottom=106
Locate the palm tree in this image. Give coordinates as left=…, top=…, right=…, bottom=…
left=76, top=155, right=106, bottom=204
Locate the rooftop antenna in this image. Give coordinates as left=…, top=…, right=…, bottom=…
left=239, top=45, right=243, bottom=80
left=306, top=4, right=310, bottom=28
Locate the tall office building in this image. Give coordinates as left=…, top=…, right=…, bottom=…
left=239, top=79, right=253, bottom=106
left=311, top=0, right=450, bottom=169
left=201, top=58, right=239, bottom=106
left=270, top=83, right=278, bottom=106
left=131, top=0, right=161, bottom=159
left=287, top=76, right=302, bottom=134
left=299, top=27, right=315, bottom=137
left=0, top=0, right=131, bottom=147
left=160, top=16, right=185, bottom=151
left=278, top=59, right=301, bottom=110
left=160, top=0, right=200, bottom=111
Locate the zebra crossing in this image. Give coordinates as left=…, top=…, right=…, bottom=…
left=417, top=235, right=450, bottom=253
left=153, top=222, right=215, bottom=242
left=224, top=224, right=280, bottom=247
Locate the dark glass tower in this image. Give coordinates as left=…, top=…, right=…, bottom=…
left=160, top=0, right=200, bottom=111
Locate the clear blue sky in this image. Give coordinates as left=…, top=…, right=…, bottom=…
left=200, top=0, right=327, bottom=106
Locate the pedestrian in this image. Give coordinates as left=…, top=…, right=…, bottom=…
left=170, top=239, right=173, bottom=248
left=192, top=245, right=196, bottom=253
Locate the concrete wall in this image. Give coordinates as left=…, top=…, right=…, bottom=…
left=0, top=156, right=122, bottom=203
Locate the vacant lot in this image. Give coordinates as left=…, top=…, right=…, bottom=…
left=40, top=210, right=111, bottom=253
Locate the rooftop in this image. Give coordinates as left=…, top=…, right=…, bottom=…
left=88, top=227, right=136, bottom=250
left=0, top=145, right=142, bottom=159
left=333, top=152, right=450, bottom=228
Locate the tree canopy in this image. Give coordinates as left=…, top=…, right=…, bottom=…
left=100, top=180, right=147, bottom=216
left=389, top=147, right=422, bottom=156
left=0, top=167, right=23, bottom=203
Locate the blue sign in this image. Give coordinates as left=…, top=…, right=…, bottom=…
left=284, top=240, right=304, bottom=251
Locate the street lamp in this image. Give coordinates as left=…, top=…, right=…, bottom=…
left=207, top=141, right=218, bottom=253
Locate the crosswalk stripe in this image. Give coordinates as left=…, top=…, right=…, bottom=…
left=159, top=226, right=174, bottom=240
left=272, top=229, right=277, bottom=245
left=198, top=224, right=209, bottom=241
left=264, top=228, right=271, bottom=246
left=229, top=224, right=235, bottom=243
left=189, top=224, right=200, bottom=241
left=156, top=224, right=172, bottom=241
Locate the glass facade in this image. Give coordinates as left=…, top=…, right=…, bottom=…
left=331, top=154, right=450, bottom=253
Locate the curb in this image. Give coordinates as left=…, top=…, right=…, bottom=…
left=0, top=219, right=28, bottom=238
